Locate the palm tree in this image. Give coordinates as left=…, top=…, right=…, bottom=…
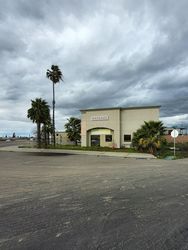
left=138, top=136, right=163, bottom=155
left=64, top=117, right=81, bottom=145
left=27, top=98, right=50, bottom=148
left=46, top=65, right=63, bottom=147
left=132, top=121, right=166, bottom=155
left=42, top=119, right=53, bottom=147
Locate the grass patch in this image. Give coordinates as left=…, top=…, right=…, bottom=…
left=47, top=144, right=138, bottom=153
left=18, top=145, right=33, bottom=148
left=158, top=143, right=188, bottom=159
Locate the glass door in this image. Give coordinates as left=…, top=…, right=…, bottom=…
left=91, top=135, right=100, bottom=146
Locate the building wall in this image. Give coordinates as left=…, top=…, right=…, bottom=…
left=81, top=109, right=121, bottom=147
left=55, top=132, right=74, bottom=145
left=120, top=108, right=160, bottom=147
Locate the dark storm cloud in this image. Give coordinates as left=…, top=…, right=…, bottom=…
left=0, top=25, right=26, bottom=56
left=1, top=0, right=188, bottom=135
left=0, top=0, right=47, bottom=21
left=0, top=0, right=102, bottom=25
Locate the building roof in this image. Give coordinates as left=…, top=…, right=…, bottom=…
left=80, top=105, right=161, bottom=112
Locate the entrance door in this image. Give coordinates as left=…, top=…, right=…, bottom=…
left=91, top=135, right=100, bottom=146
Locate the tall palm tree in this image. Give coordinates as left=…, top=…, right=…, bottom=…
left=27, top=98, right=50, bottom=148
left=46, top=65, right=63, bottom=146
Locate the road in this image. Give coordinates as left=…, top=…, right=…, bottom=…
left=1, top=151, right=188, bottom=249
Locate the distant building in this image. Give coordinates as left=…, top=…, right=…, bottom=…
left=55, top=131, right=74, bottom=145
left=164, top=127, right=187, bottom=135
left=81, top=106, right=160, bottom=148
left=164, top=127, right=188, bottom=143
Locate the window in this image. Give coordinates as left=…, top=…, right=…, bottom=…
left=105, top=135, right=112, bottom=142
left=124, top=134, right=131, bottom=142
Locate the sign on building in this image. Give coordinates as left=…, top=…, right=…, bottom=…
left=90, top=115, right=109, bottom=121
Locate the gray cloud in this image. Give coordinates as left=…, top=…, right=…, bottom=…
left=1, top=0, right=188, bottom=136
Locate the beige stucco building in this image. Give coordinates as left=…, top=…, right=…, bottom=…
left=55, top=131, right=73, bottom=145
left=81, top=106, right=160, bottom=148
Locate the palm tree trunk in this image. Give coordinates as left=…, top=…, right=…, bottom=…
left=37, top=122, right=41, bottom=148
left=52, top=81, right=56, bottom=147
left=47, top=132, right=49, bottom=146
left=44, top=124, right=47, bottom=148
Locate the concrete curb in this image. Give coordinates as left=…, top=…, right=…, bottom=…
left=0, top=145, right=156, bottom=159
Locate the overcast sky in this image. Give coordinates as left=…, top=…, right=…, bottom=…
left=1, top=0, right=188, bottom=136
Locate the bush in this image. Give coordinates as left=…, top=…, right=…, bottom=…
left=132, top=121, right=166, bottom=155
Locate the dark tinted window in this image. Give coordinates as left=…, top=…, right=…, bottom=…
left=105, top=135, right=112, bottom=142
left=124, top=134, right=131, bottom=141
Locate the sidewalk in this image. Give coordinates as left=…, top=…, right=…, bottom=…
left=0, top=145, right=156, bottom=159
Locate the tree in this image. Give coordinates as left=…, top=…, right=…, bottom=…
left=132, top=121, right=166, bottom=155
left=27, top=98, right=50, bottom=148
left=64, top=117, right=81, bottom=145
left=46, top=65, right=63, bottom=147
left=42, top=119, right=53, bottom=147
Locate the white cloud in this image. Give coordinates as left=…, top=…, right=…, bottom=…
left=161, top=114, right=188, bottom=127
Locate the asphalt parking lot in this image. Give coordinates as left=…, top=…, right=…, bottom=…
left=1, top=151, right=188, bottom=250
